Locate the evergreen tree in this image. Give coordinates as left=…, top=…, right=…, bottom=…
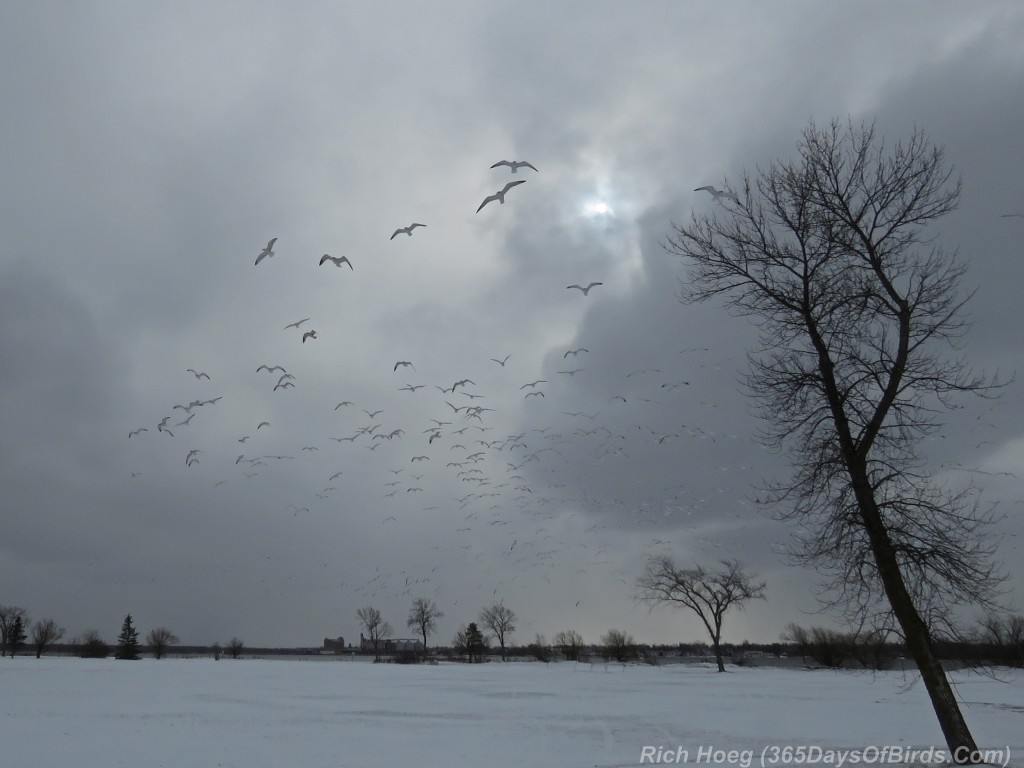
left=116, top=614, right=140, bottom=660
left=9, top=615, right=27, bottom=656
left=465, top=622, right=486, bottom=663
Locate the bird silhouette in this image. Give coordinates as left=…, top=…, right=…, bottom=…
left=319, top=254, right=353, bottom=269
left=476, top=180, right=526, bottom=212
left=490, top=160, right=538, bottom=174
left=567, top=282, right=602, bottom=295
left=390, top=223, right=426, bottom=240
left=302, top=330, right=318, bottom=343
left=255, top=237, right=277, bottom=265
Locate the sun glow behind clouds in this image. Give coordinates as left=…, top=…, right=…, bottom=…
left=582, top=200, right=612, bottom=217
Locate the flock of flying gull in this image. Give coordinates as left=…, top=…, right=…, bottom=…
left=126, top=169, right=758, bottom=605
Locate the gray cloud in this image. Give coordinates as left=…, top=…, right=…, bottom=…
left=1, top=2, right=1021, bottom=648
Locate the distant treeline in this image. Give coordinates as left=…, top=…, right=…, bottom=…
left=29, top=637, right=1021, bottom=669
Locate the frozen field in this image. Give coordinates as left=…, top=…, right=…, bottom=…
left=1, top=657, right=1021, bottom=768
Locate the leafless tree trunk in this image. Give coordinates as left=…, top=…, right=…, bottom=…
left=145, top=627, right=179, bottom=659
left=31, top=618, right=65, bottom=658
left=479, top=604, right=516, bottom=660
left=407, top=598, right=444, bottom=660
left=664, top=119, right=1004, bottom=760
left=637, top=558, right=765, bottom=672
left=600, top=629, right=638, bottom=663
left=358, top=605, right=392, bottom=661
left=553, top=630, right=585, bottom=661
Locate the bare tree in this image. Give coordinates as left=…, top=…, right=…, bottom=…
left=782, top=623, right=853, bottom=669
left=664, top=119, right=1003, bottom=759
left=406, top=598, right=444, bottom=660
left=552, top=629, right=585, bottom=661
left=146, top=627, right=179, bottom=659
left=479, top=603, right=516, bottom=660
left=527, top=633, right=553, bottom=662
left=226, top=637, right=244, bottom=659
left=637, top=557, right=765, bottom=672
left=31, top=619, right=65, bottom=658
left=978, top=614, right=1024, bottom=667
left=600, top=629, right=638, bottom=663
left=78, top=629, right=110, bottom=658
left=0, top=606, right=28, bottom=657
left=357, top=605, right=392, bottom=661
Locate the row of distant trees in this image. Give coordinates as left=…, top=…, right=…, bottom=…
left=782, top=615, right=1024, bottom=670
left=0, top=605, right=246, bottom=660
left=0, top=606, right=64, bottom=658
left=357, top=599, right=519, bottom=662
left=350, top=559, right=768, bottom=666
left=358, top=598, right=639, bottom=664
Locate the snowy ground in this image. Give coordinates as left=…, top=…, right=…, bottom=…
left=1, top=657, right=1021, bottom=768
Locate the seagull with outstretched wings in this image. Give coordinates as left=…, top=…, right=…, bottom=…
left=255, top=237, right=277, bottom=265
left=390, top=223, right=426, bottom=240
left=319, top=254, right=353, bottom=269
left=566, top=282, right=602, bottom=295
left=476, top=180, right=526, bottom=213
left=490, top=160, right=538, bottom=174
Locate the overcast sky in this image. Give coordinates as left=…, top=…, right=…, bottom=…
left=2, top=2, right=1022, bottom=649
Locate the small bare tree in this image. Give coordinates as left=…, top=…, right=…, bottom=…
left=78, top=629, right=110, bottom=658
left=782, top=624, right=853, bottom=668
left=226, top=637, right=244, bottom=659
left=552, top=629, right=585, bottom=661
left=146, top=627, right=179, bottom=659
left=406, top=598, right=444, bottom=660
left=527, top=634, right=553, bottom=662
left=600, top=629, right=638, bottom=663
left=978, top=614, right=1024, bottom=667
left=479, top=603, right=516, bottom=660
left=357, top=605, right=392, bottom=661
left=637, top=557, right=765, bottom=672
left=664, top=119, right=1003, bottom=758
left=31, top=619, right=65, bottom=658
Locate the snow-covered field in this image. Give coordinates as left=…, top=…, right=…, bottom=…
left=1, top=657, right=1021, bottom=768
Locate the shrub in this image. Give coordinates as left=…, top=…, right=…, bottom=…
left=78, top=630, right=110, bottom=659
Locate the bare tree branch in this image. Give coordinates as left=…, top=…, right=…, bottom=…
left=664, top=118, right=1004, bottom=759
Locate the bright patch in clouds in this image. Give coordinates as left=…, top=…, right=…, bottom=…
left=582, top=200, right=612, bottom=217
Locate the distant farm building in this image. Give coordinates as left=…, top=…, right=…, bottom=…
left=359, top=634, right=423, bottom=653
left=322, top=637, right=346, bottom=654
